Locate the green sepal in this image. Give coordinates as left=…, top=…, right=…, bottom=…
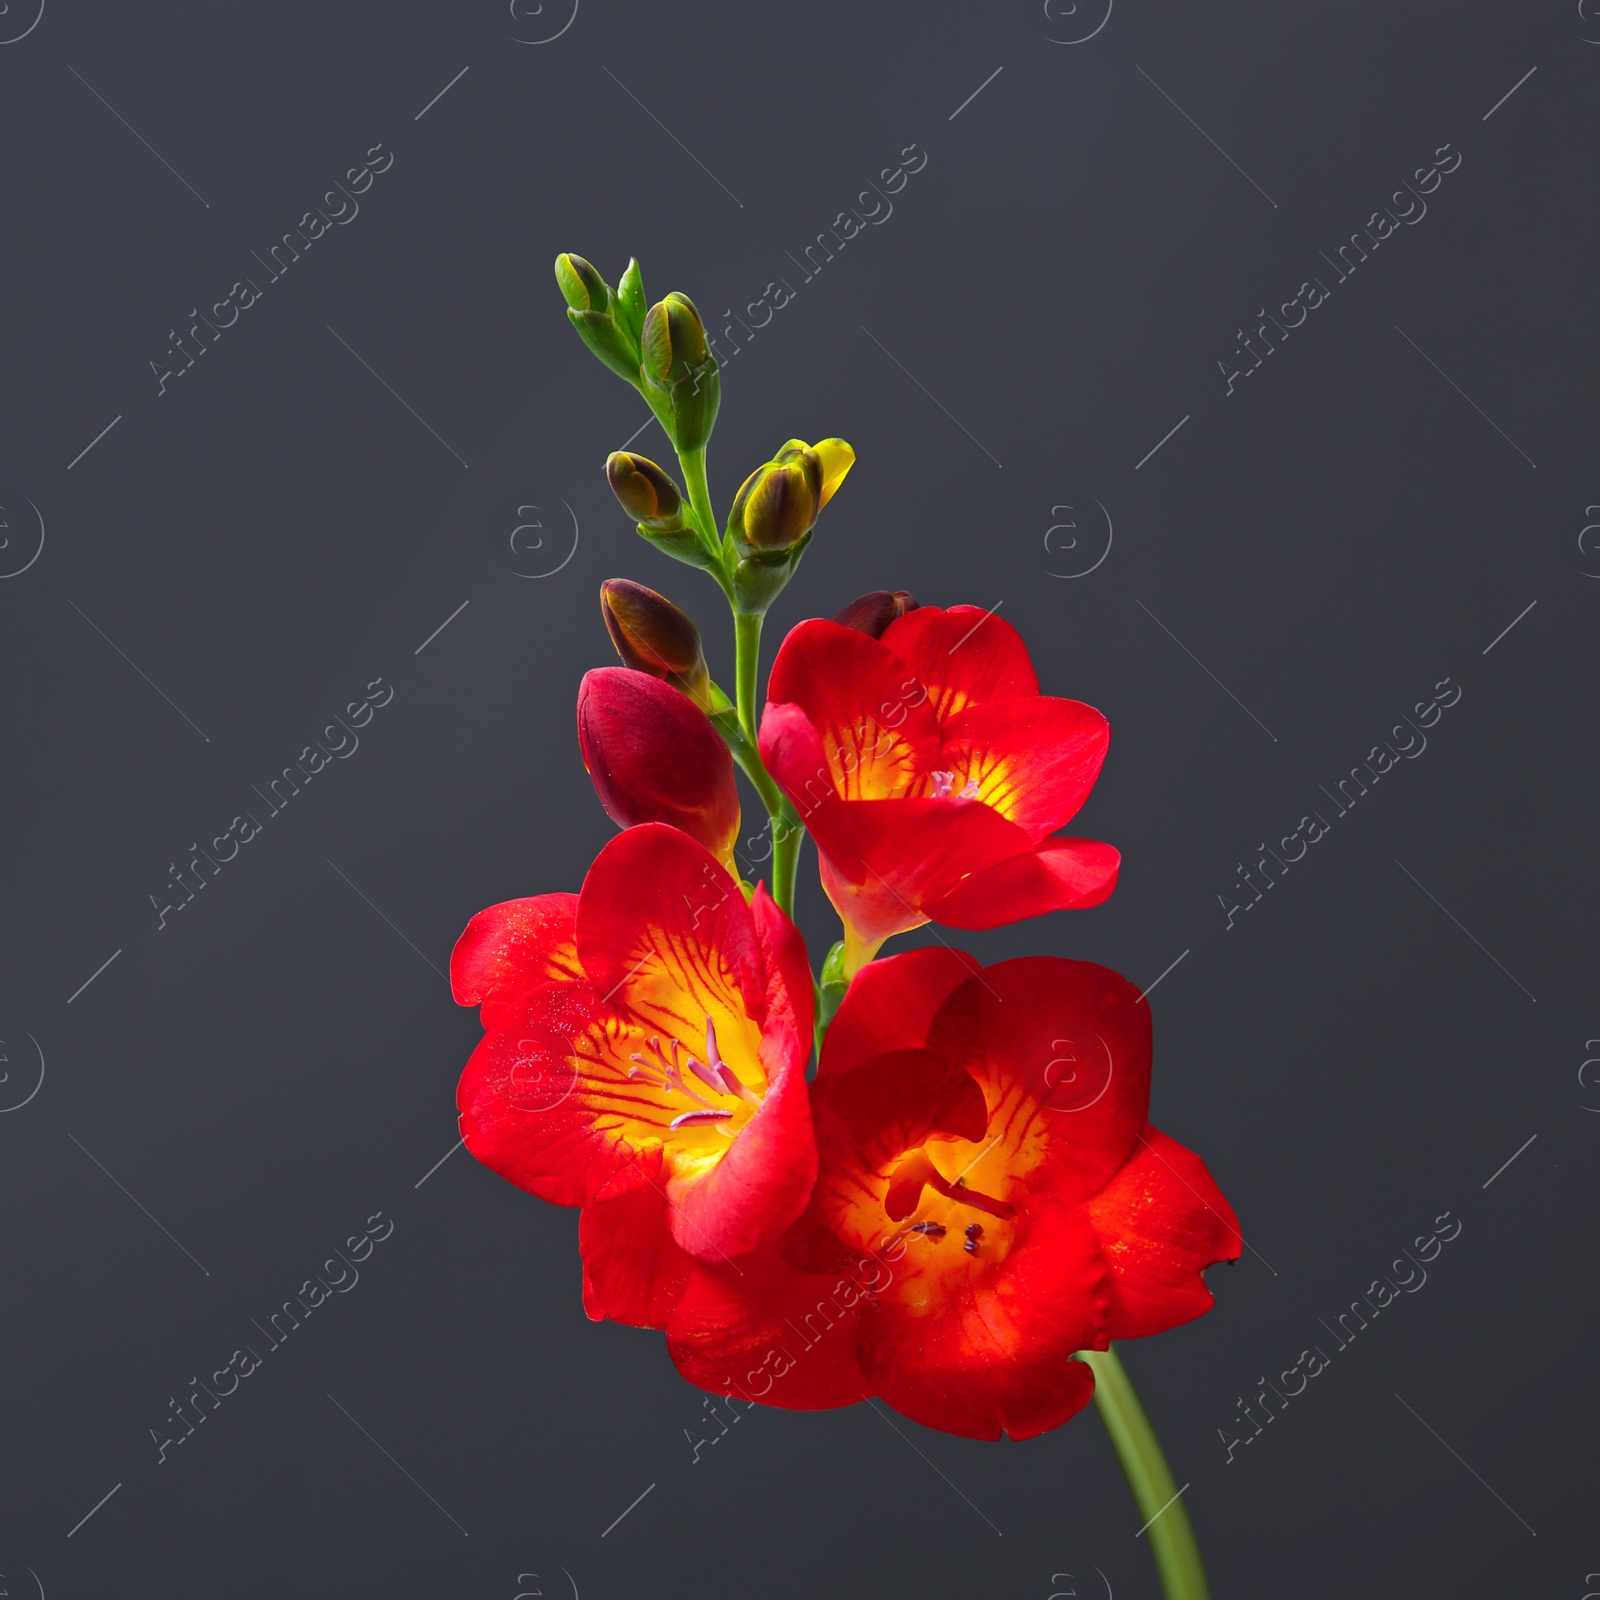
left=637, top=520, right=722, bottom=573
left=616, top=258, right=646, bottom=352
left=816, top=940, right=849, bottom=1053
left=567, top=308, right=642, bottom=385
left=731, top=528, right=811, bottom=615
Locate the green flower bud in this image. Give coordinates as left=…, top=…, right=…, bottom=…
left=606, top=452, right=685, bottom=530
left=728, top=451, right=822, bottom=551
left=640, top=293, right=720, bottom=452
left=641, top=292, right=710, bottom=380
left=600, top=578, right=712, bottom=709
left=555, top=253, right=642, bottom=384
left=554, top=253, right=610, bottom=313
left=730, top=531, right=811, bottom=615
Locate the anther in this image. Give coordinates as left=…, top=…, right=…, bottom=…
left=965, top=1223, right=983, bottom=1240
left=909, top=1221, right=946, bottom=1237
left=931, top=770, right=955, bottom=799
left=963, top=1238, right=979, bottom=1255
left=670, top=1109, right=735, bottom=1130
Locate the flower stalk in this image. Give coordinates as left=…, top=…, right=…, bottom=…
left=1077, top=1345, right=1210, bottom=1600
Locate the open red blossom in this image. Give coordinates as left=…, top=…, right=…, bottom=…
left=758, top=607, right=1119, bottom=965
left=452, top=824, right=817, bottom=1327
left=666, top=948, right=1240, bottom=1441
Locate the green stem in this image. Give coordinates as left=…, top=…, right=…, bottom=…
left=677, top=445, right=720, bottom=563
left=733, top=610, right=763, bottom=745
left=1077, top=1345, right=1210, bottom=1600
left=771, top=798, right=801, bottom=917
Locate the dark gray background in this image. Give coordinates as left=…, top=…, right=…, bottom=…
left=2, top=2, right=1594, bottom=1595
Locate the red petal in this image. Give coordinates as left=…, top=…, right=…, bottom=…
left=577, top=823, right=765, bottom=1033
left=667, top=1012, right=816, bottom=1262
left=938, top=696, right=1109, bottom=841
left=764, top=619, right=941, bottom=799
left=580, top=1183, right=696, bottom=1329
left=456, top=984, right=662, bottom=1208
left=666, top=1247, right=872, bottom=1411
left=577, top=669, right=741, bottom=866
left=879, top=605, right=1038, bottom=720
left=927, top=958, right=1150, bottom=1206
left=812, top=797, right=1037, bottom=947
left=750, top=884, right=815, bottom=1056
left=450, top=893, right=581, bottom=1029
left=1085, top=1125, right=1242, bottom=1339
left=818, top=947, right=982, bottom=1078
left=923, top=838, right=1121, bottom=930
left=857, top=1201, right=1106, bottom=1441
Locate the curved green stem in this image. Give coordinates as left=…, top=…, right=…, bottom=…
left=1077, top=1345, right=1210, bottom=1600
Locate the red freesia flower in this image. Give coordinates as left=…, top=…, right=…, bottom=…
left=666, top=948, right=1240, bottom=1440
left=452, top=823, right=816, bottom=1326
left=577, top=667, right=740, bottom=872
left=758, top=606, right=1119, bottom=965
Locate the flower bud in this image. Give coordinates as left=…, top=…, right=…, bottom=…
left=832, top=591, right=918, bottom=639
left=776, top=437, right=855, bottom=509
left=728, top=454, right=821, bottom=552
left=600, top=579, right=712, bottom=709
left=577, top=668, right=740, bottom=871
left=554, top=253, right=640, bottom=384
left=554, top=253, right=609, bottom=313
left=641, top=292, right=710, bottom=380
left=605, top=452, right=686, bottom=530
left=640, top=293, right=720, bottom=451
